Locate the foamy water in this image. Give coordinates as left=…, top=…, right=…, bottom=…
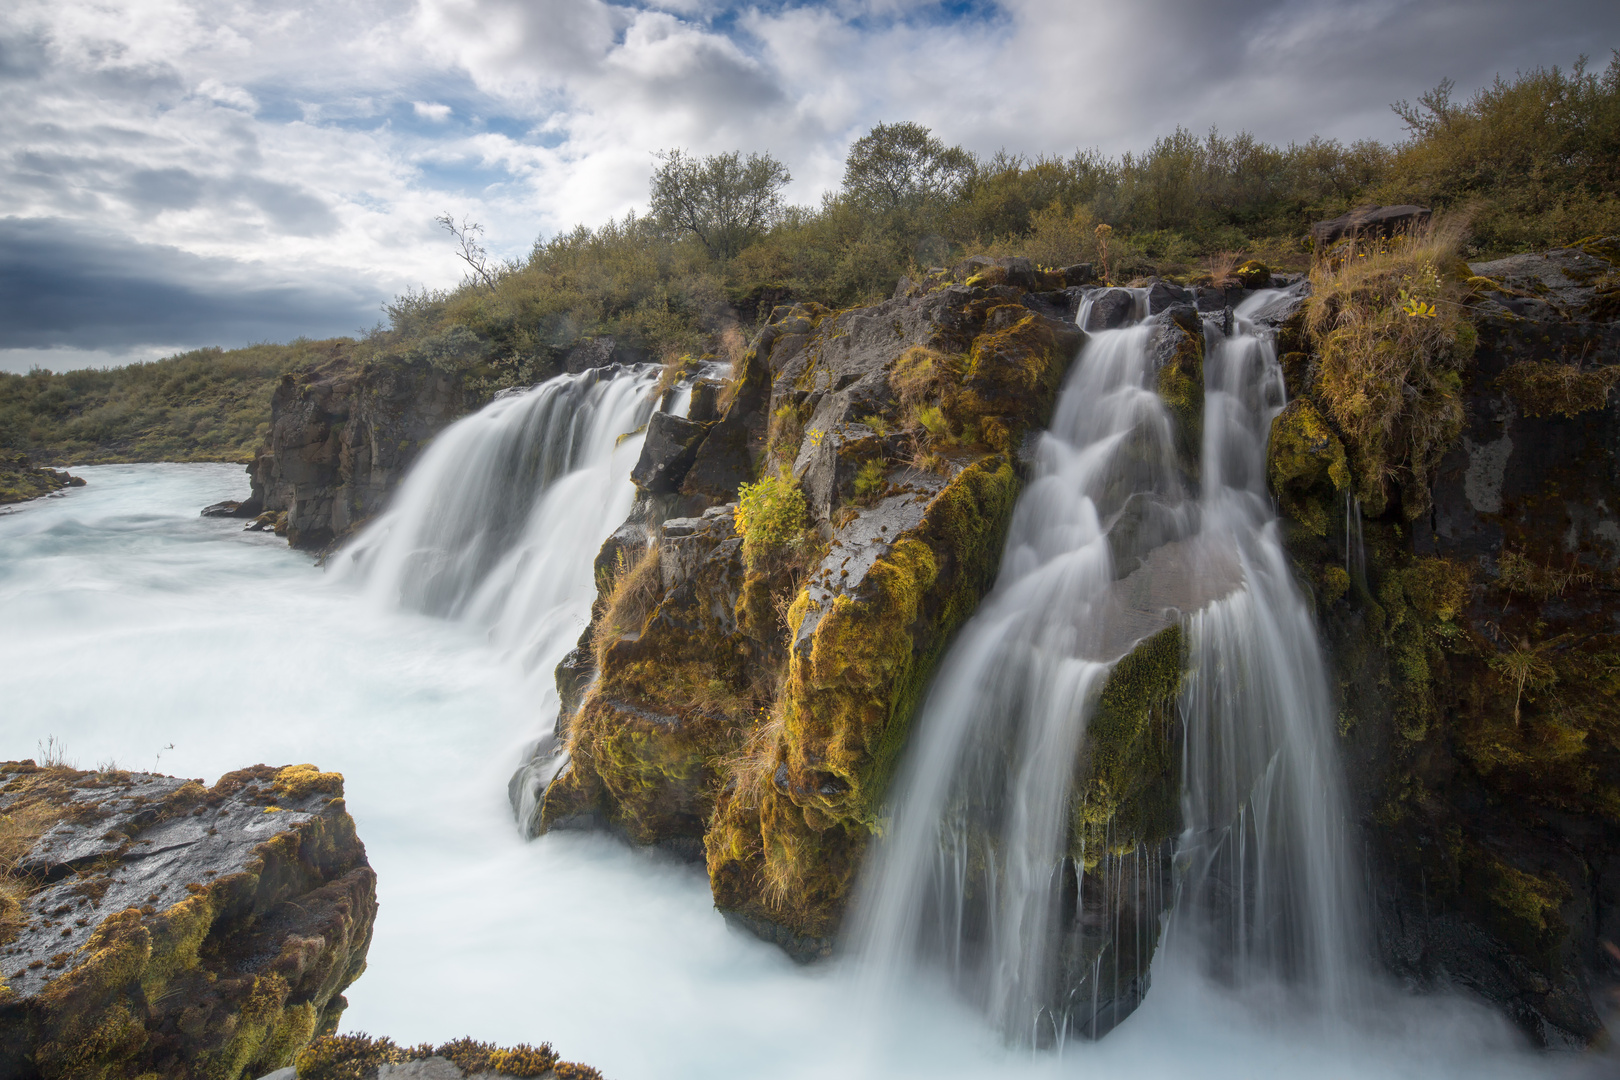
left=0, top=464, right=1600, bottom=1079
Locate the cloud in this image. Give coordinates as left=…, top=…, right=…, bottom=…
left=0, top=0, right=1616, bottom=367
left=0, top=216, right=384, bottom=352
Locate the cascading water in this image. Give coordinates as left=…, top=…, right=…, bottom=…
left=1164, top=293, right=1365, bottom=1017
left=850, top=298, right=1202, bottom=1042
left=853, top=286, right=1364, bottom=1042
left=330, top=364, right=663, bottom=674
left=329, top=363, right=677, bottom=832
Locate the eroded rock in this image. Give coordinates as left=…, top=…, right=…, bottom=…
left=0, top=761, right=375, bottom=1080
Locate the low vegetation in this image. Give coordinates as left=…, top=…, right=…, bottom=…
left=1304, top=216, right=1477, bottom=518
left=296, top=1033, right=602, bottom=1080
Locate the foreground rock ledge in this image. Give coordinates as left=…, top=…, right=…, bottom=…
left=0, top=761, right=376, bottom=1080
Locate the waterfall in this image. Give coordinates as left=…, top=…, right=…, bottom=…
left=1165, top=294, right=1365, bottom=1015
left=851, top=287, right=1363, bottom=1040
left=329, top=364, right=664, bottom=675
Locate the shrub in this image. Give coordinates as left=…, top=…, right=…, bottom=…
left=734, top=472, right=807, bottom=568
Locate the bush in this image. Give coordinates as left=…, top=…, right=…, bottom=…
left=734, top=472, right=807, bottom=568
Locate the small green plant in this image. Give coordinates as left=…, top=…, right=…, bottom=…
left=857, top=413, right=892, bottom=436
left=735, top=471, right=807, bottom=567
left=854, top=458, right=887, bottom=500
left=914, top=403, right=949, bottom=438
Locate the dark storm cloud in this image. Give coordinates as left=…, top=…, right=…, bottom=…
left=0, top=217, right=383, bottom=351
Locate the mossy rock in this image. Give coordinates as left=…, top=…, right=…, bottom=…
left=1070, top=626, right=1186, bottom=866
left=1233, top=259, right=1271, bottom=289
left=1267, top=398, right=1350, bottom=536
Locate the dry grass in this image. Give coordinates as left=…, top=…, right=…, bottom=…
left=1494, top=548, right=1594, bottom=604
left=1199, top=250, right=1242, bottom=287
left=723, top=701, right=789, bottom=815
left=1305, top=214, right=1477, bottom=518
left=591, top=539, right=662, bottom=673
left=1495, top=359, right=1620, bottom=419
left=1, top=765, right=78, bottom=943
left=651, top=351, right=699, bottom=402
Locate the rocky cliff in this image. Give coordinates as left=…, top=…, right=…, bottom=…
left=243, top=337, right=651, bottom=549
left=0, top=761, right=375, bottom=1079
left=1271, top=236, right=1620, bottom=1045
left=234, top=233, right=1620, bottom=1045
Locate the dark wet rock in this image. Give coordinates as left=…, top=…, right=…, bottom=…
left=1058, top=263, right=1097, bottom=287
left=247, top=356, right=470, bottom=550
left=0, top=760, right=374, bottom=1080
left=1145, top=279, right=1191, bottom=313
left=1266, top=238, right=1620, bottom=1047
left=631, top=412, right=713, bottom=496
left=1085, top=288, right=1136, bottom=331
left=685, top=380, right=724, bottom=424
left=1310, top=204, right=1432, bottom=246
left=564, top=336, right=650, bottom=374
left=200, top=499, right=259, bottom=518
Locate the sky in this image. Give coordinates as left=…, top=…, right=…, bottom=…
left=2, top=0, right=1616, bottom=374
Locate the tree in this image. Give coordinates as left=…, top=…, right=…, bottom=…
left=841, top=121, right=975, bottom=212
left=649, top=149, right=792, bottom=262
left=436, top=213, right=499, bottom=289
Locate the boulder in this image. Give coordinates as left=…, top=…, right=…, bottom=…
left=0, top=761, right=375, bottom=1080
left=201, top=499, right=260, bottom=518
left=1085, top=288, right=1136, bottom=331
left=630, top=412, right=713, bottom=495
left=1145, top=279, right=1191, bottom=313
left=1310, top=204, right=1431, bottom=246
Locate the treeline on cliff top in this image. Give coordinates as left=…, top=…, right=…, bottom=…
left=3, top=54, right=1617, bottom=466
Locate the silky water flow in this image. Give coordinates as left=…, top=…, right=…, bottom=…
left=326, top=362, right=673, bottom=830
left=851, top=289, right=1365, bottom=1043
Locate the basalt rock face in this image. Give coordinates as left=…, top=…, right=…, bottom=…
left=0, top=761, right=375, bottom=1080
left=529, top=257, right=1095, bottom=953
left=246, top=349, right=470, bottom=550
left=1270, top=238, right=1620, bottom=1046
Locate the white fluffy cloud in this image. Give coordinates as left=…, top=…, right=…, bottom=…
left=1, top=0, right=1615, bottom=370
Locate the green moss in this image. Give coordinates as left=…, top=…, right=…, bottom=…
left=1071, top=626, right=1186, bottom=866
left=1156, top=320, right=1204, bottom=476
left=1233, top=259, right=1271, bottom=288
left=1267, top=398, right=1351, bottom=536
left=1462, top=848, right=1571, bottom=972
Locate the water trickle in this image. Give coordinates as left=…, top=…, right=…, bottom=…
left=853, top=288, right=1364, bottom=1040
left=1346, top=492, right=1368, bottom=591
